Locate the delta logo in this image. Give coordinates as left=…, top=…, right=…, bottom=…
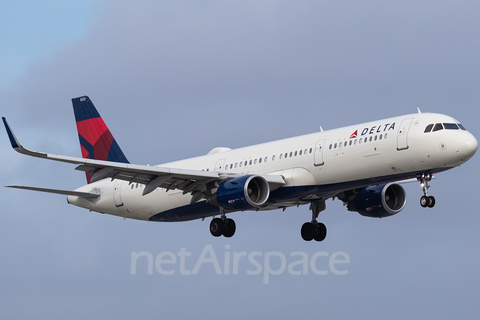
left=350, top=123, right=396, bottom=138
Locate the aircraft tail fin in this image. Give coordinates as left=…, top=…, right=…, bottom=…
left=72, top=96, right=129, bottom=183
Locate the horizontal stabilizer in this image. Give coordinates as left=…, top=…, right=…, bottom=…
left=6, top=186, right=100, bottom=198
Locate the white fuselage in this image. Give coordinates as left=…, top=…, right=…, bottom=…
left=68, top=112, right=477, bottom=221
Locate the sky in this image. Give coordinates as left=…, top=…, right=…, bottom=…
left=1, top=0, right=480, bottom=319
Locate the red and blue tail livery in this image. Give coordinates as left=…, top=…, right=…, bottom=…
left=72, top=96, right=129, bottom=183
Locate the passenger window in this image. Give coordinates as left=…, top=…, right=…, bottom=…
left=264, top=157, right=267, bottom=162
left=259, top=158, right=262, bottom=163
left=343, top=141, right=347, bottom=147
left=254, top=159, right=257, bottom=164
left=385, top=133, right=388, bottom=139
left=424, top=124, right=434, bottom=133
left=354, top=139, right=357, bottom=145
left=206, top=168, right=209, bottom=171
left=359, top=138, right=362, bottom=144
left=285, top=153, right=288, bottom=158
left=244, top=161, right=248, bottom=166
left=444, top=123, right=459, bottom=130
left=379, top=134, right=382, bottom=140
left=235, top=163, right=237, bottom=168
left=272, top=155, right=276, bottom=161
left=329, top=144, right=332, bottom=150
left=230, top=164, right=233, bottom=169
left=334, top=143, right=337, bottom=148
left=131, top=184, right=134, bottom=189
left=239, top=162, right=242, bottom=167
left=299, top=150, right=303, bottom=155
left=349, top=140, right=352, bottom=146
left=249, top=160, right=252, bottom=165
left=374, top=135, right=377, bottom=141
left=289, top=152, right=293, bottom=157
left=433, top=123, right=444, bottom=132
left=280, top=154, right=283, bottom=159
left=369, top=136, right=373, bottom=142
left=364, top=137, right=368, bottom=143
left=294, top=151, right=297, bottom=156
left=304, top=149, right=307, bottom=154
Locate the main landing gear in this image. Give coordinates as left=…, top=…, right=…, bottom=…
left=301, top=200, right=327, bottom=242
left=210, top=209, right=236, bottom=238
left=301, top=221, right=327, bottom=242
left=418, top=173, right=435, bottom=208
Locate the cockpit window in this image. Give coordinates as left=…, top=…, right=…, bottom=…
left=424, top=124, right=434, bottom=133
left=458, top=123, right=466, bottom=130
left=443, top=123, right=459, bottom=130
left=432, top=123, right=444, bottom=132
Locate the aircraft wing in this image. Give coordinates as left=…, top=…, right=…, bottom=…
left=3, top=117, right=285, bottom=200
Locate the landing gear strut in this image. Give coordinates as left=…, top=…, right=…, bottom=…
left=210, top=208, right=236, bottom=238
left=418, top=173, right=435, bottom=208
left=301, top=201, right=327, bottom=242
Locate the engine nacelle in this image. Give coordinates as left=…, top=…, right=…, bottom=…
left=210, top=175, right=270, bottom=211
left=347, top=183, right=407, bottom=218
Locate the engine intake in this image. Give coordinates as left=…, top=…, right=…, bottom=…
left=210, top=175, right=270, bottom=211
left=348, top=183, right=407, bottom=218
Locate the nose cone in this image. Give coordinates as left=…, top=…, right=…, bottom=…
left=454, top=131, right=478, bottom=162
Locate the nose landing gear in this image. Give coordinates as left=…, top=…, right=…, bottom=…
left=418, top=173, right=435, bottom=208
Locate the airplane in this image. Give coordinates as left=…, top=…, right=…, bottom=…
left=2, top=96, right=478, bottom=241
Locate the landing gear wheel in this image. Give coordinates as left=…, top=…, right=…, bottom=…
left=223, top=218, right=236, bottom=238
left=301, top=222, right=316, bottom=241
left=418, top=173, right=436, bottom=209
left=210, top=218, right=225, bottom=237
left=314, top=223, right=327, bottom=242
left=427, top=196, right=436, bottom=208
left=420, top=195, right=429, bottom=208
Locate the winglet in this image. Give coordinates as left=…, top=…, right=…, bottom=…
left=2, top=117, right=47, bottom=158
left=2, top=117, right=20, bottom=149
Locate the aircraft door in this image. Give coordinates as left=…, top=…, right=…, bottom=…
left=397, top=118, right=414, bottom=151
left=215, top=158, right=226, bottom=172
left=113, top=180, right=124, bottom=207
left=314, top=139, right=326, bottom=166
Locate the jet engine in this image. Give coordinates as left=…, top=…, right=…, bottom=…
left=347, top=183, right=407, bottom=218
left=209, top=175, right=270, bottom=211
